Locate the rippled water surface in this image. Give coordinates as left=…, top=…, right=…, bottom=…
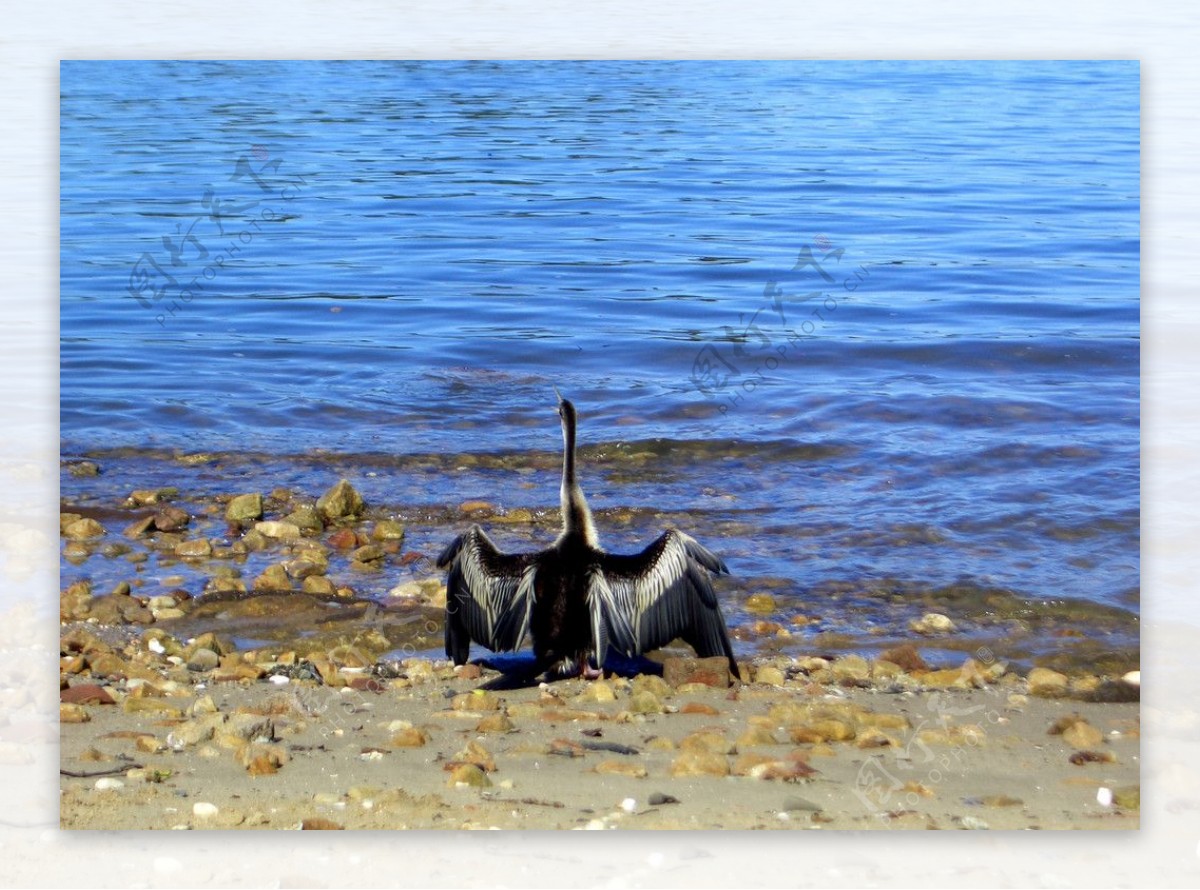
left=60, top=61, right=1140, bottom=648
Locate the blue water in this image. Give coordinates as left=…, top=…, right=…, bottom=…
left=60, top=61, right=1140, bottom=632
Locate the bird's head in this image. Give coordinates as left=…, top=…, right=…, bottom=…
left=554, top=387, right=575, bottom=423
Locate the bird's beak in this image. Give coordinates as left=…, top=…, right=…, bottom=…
left=553, top=385, right=563, bottom=406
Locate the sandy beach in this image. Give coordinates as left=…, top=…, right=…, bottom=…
left=59, top=632, right=1139, bottom=831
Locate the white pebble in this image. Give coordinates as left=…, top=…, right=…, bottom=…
left=1122, top=670, right=1140, bottom=687
left=148, top=638, right=165, bottom=654
left=1097, top=787, right=1113, bottom=807
left=192, top=801, right=219, bottom=818
left=268, top=674, right=290, bottom=686
left=620, top=797, right=637, bottom=814
left=93, top=777, right=123, bottom=791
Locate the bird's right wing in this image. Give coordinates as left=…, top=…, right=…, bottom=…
left=436, top=525, right=537, bottom=665
left=591, top=529, right=739, bottom=677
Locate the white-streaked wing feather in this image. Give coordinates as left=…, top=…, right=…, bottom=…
left=437, top=525, right=536, bottom=663
left=591, top=530, right=736, bottom=671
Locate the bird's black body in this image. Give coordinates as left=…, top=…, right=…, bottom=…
left=437, top=395, right=739, bottom=681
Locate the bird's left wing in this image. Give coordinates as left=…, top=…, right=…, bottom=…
left=591, top=529, right=739, bottom=678
left=437, top=525, right=537, bottom=665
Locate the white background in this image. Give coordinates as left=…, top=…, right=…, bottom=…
left=4, top=1, right=1196, bottom=886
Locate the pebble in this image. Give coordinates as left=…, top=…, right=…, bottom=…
left=94, top=778, right=124, bottom=791
left=64, top=518, right=105, bottom=540
left=627, top=690, right=665, bottom=715
left=192, top=802, right=219, bottom=819
left=447, top=763, right=491, bottom=788
left=175, top=538, right=212, bottom=559
left=620, top=798, right=637, bottom=813
left=595, top=761, right=648, bottom=779
left=316, top=479, right=365, bottom=521
left=909, top=612, right=957, bottom=635
left=668, top=749, right=729, bottom=777
left=372, top=520, right=406, bottom=541
left=754, top=665, right=786, bottom=686
left=60, top=703, right=90, bottom=723
left=744, top=592, right=776, bottom=614
left=153, top=506, right=190, bottom=532
left=830, top=654, right=870, bottom=682
left=391, top=727, right=429, bottom=748
left=1062, top=720, right=1104, bottom=750
left=225, top=493, right=263, bottom=522
left=186, top=648, right=220, bottom=672
left=1028, top=667, right=1070, bottom=698
left=648, top=792, right=679, bottom=806
left=663, top=656, right=732, bottom=688
left=1096, top=787, right=1114, bottom=807
left=254, top=521, right=301, bottom=541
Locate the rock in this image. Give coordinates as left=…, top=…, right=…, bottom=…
left=1113, top=785, right=1140, bottom=809
left=61, top=684, right=115, bottom=705
left=316, top=479, right=365, bottom=522
left=878, top=643, right=929, bottom=673
left=372, top=520, right=406, bottom=542
left=1087, top=679, right=1140, bottom=703
left=744, top=593, right=776, bottom=614
left=662, top=657, right=731, bottom=689
left=679, top=702, right=720, bottom=715
left=94, top=778, right=124, bottom=791
left=284, top=507, right=324, bottom=533
left=174, top=538, right=212, bottom=559
left=167, top=716, right=221, bottom=749
left=668, top=749, right=729, bottom=778
left=122, top=516, right=157, bottom=539
left=391, top=727, right=429, bottom=748
left=576, top=680, right=616, bottom=703
left=67, top=460, right=100, bottom=477
left=351, top=544, right=385, bottom=563
left=153, top=506, right=190, bottom=532
left=459, top=500, right=494, bottom=515
left=595, top=760, right=647, bottom=779
left=64, top=518, right=105, bottom=540
left=476, top=714, right=515, bottom=734
left=60, top=702, right=90, bottom=723
left=1062, top=721, right=1104, bottom=750
left=754, top=665, right=786, bottom=686
left=1028, top=667, right=1069, bottom=698
left=680, top=731, right=735, bottom=755
left=446, top=763, right=491, bottom=788
left=126, top=488, right=177, bottom=506
left=909, top=612, right=956, bottom=635
left=736, top=725, right=779, bottom=747
left=301, top=576, right=337, bottom=596
left=301, top=818, right=344, bottom=830
left=452, top=740, right=497, bottom=772
left=831, top=654, right=870, bottom=682
left=648, top=792, right=679, bottom=806
left=192, top=802, right=219, bottom=819
left=136, top=735, right=165, bottom=754
left=225, top=493, right=263, bottom=522
left=627, top=690, right=665, bottom=715
left=60, top=580, right=93, bottom=621
left=252, top=564, right=292, bottom=593
left=185, top=647, right=218, bottom=672
left=327, top=528, right=359, bottom=550
left=451, top=690, right=500, bottom=712
left=255, top=521, right=301, bottom=541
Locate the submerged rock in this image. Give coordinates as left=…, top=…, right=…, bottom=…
left=316, top=479, right=365, bottom=522
left=225, top=493, right=263, bottom=523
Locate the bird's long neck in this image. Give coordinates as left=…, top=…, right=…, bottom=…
left=560, top=408, right=598, bottom=548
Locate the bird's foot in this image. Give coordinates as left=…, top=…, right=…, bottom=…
left=581, top=664, right=604, bottom=681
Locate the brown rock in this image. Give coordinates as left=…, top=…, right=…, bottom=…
left=594, top=760, right=648, bottom=779
left=301, top=818, right=344, bottom=830
left=252, top=564, right=293, bottom=593
left=153, top=506, right=190, bottom=532
left=831, top=654, right=870, bottom=682
left=736, top=725, right=779, bottom=747
left=1028, top=667, right=1070, bottom=698
left=175, top=538, right=212, bottom=559
left=680, top=731, right=735, bottom=755
left=301, top=575, right=337, bottom=596
left=390, top=727, right=429, bottom=748
left=662, top=656, right=731, bottom=689
left=60, top=684, right=115, bottom=705
left=225, top=493, right=263, bottom=523
left=627, top=690, right=665, bottom=715
left=451, top=740, right=496, bottom=772
left=316, top=479, right=365, bottom=522
left=327, top=528, right=359, bottom=550
left=668, top=749, right=729, bottom=777
left=64, top=518, right=105, bottom=540
left=60, top=702, right=90, bottom=723
left=446, top=763, right=491, bottom=788
left=743, top=592, right=776, bottom=614
left=475, top=714, right=515, bottom=734
left=1062, top=720, right=1104, bottom=750
left=879, top=643, right=929, bottom=673
left=679, top=702, right=720, bottom=716
left=122, top=516, right=157, bottom=539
